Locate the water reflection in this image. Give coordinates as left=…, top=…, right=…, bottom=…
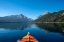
left=0, top=23, right=31, bottom=30
left=0, top=23, right=64, bottom=42
left=35, top=23, right=64, bottom=36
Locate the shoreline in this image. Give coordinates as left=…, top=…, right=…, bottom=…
left=34, top=22, right=64, bottom=23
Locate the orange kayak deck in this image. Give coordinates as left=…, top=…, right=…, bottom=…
left=17, top=32, right=39, bottom=42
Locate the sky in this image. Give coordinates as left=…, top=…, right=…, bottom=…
left=0, top=0, right=64, bottom=19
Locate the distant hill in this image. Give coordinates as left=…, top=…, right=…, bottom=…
left=35, top=10, right=64, bottom=22
left=0, top=14, right=32, bottom=23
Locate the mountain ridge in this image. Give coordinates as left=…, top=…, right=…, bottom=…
left=35, top=10, right=64, bottom=22
left=0, top=14, right=32, bottom=23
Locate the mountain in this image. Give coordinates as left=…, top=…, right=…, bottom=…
left=0, top=14, right=32, bottom=23
left=35, top=10, right=64, bottom=22
left=36, top=11, right=50, bottom=19
left=43, top=11, right=50, bottom=15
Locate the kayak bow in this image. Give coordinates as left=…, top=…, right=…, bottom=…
left=17, top=32, right=39, bottom=42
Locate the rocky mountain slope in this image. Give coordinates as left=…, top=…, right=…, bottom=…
left=0, top=14, right=32, bottom=22
left=35, top=10, right=64, bottom=22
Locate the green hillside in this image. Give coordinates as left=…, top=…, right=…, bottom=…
left=35, top=10, right=64, bottom=22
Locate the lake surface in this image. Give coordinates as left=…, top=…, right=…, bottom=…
left=0, top=23, right=64, bottom=42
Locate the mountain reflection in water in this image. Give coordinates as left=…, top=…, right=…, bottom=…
left=0, top=23, right=31, bottom=30
left=35, top=23, right=64, bottom=36
left=0, top=23, right=64, bottom=42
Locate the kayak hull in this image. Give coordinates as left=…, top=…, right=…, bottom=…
left=17, top=32, right=39, bottom=42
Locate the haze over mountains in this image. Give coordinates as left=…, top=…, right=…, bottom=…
left=0, top=14, right=32, bottom=23
left=35, top=10, right=64, bottom=22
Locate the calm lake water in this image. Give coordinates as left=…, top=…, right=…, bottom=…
left=0, top=23, right=64, bottom=42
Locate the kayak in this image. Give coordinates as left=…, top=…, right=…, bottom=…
left=17, top=32, right=39, bottom=42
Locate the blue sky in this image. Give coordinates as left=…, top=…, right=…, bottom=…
left=0, top=0, right=64, bottom=19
